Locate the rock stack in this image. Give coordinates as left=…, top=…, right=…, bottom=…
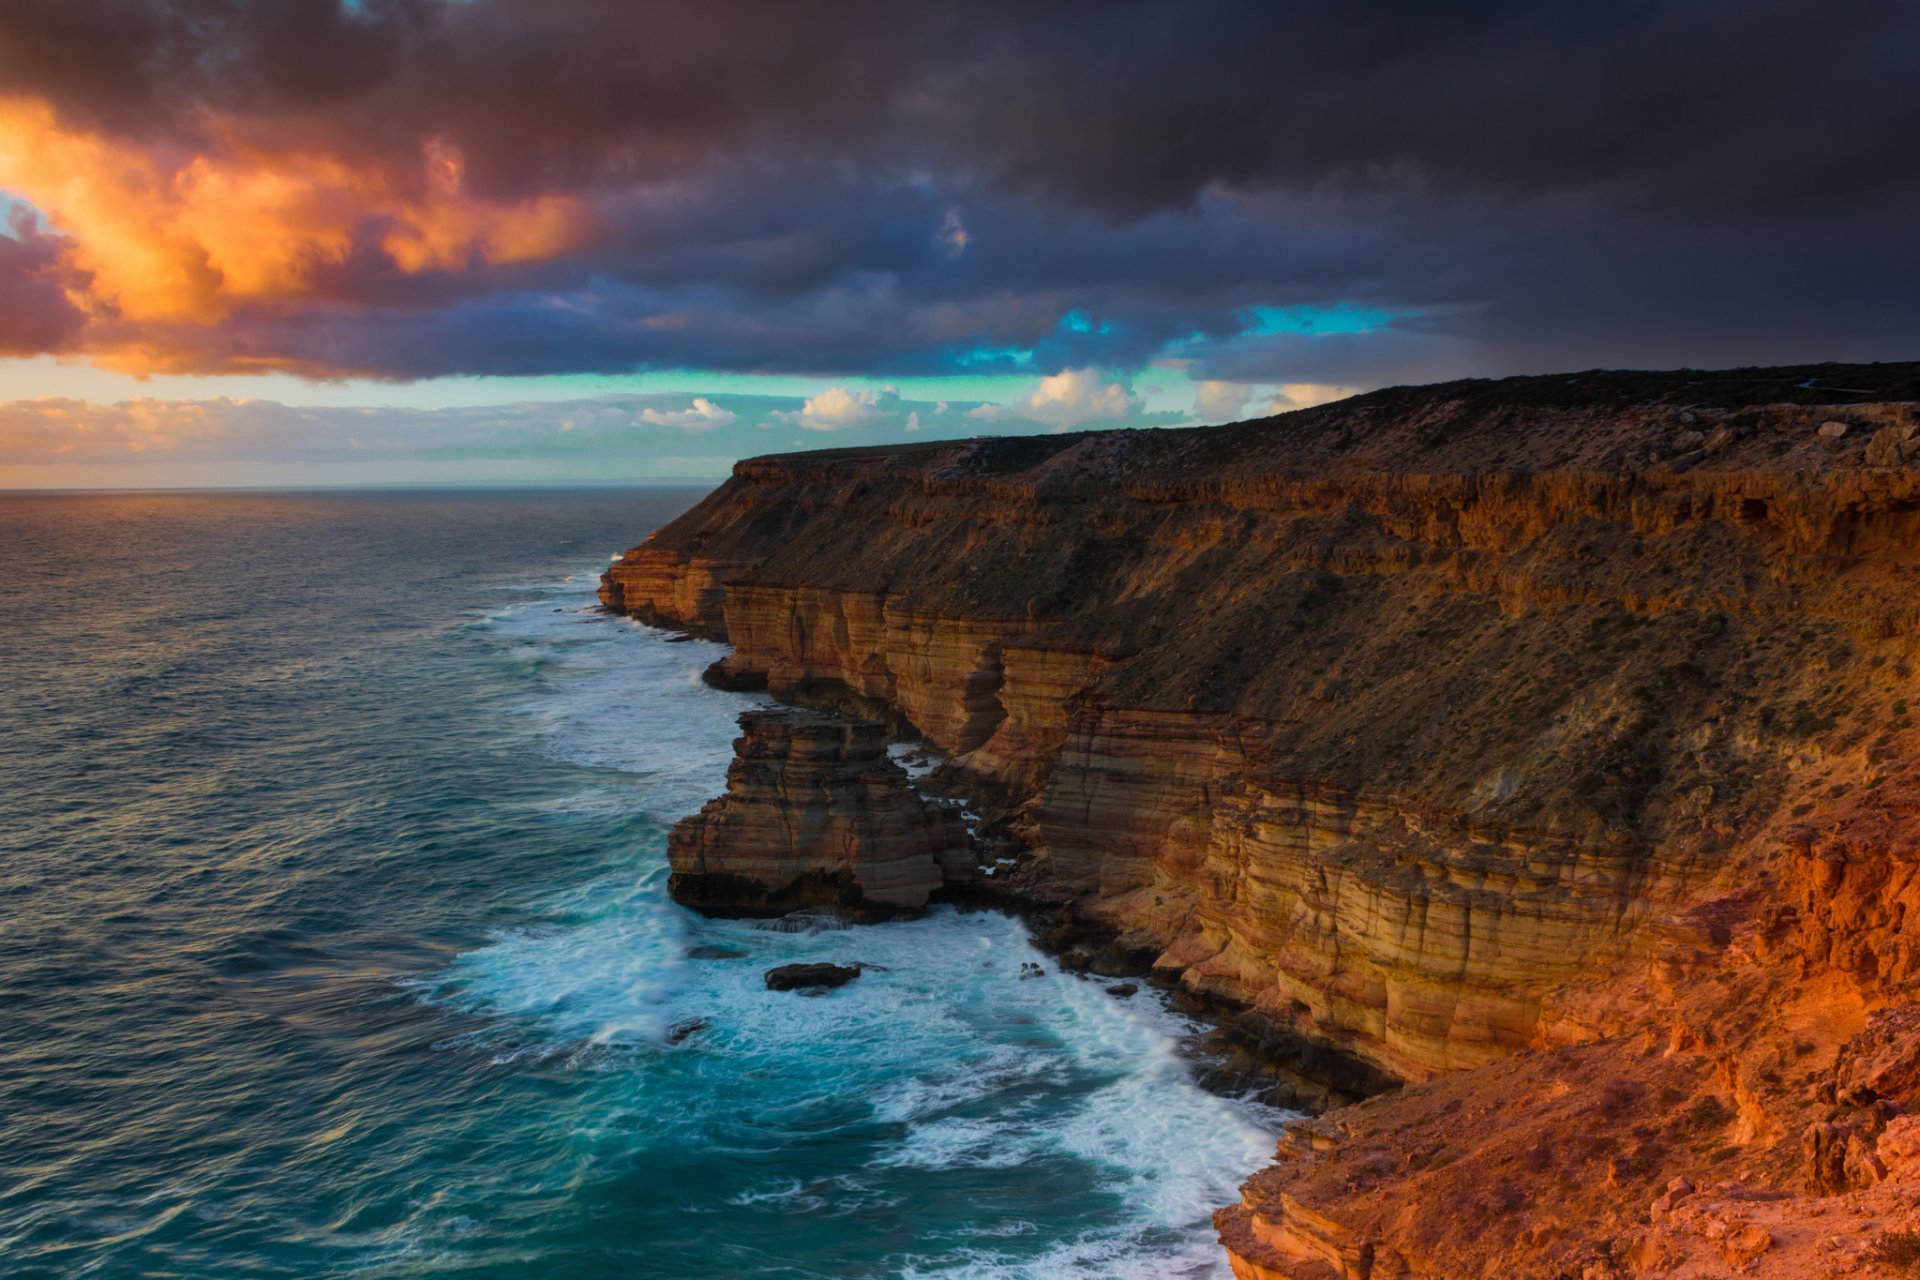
left=667, top=708, right=970, bottom=918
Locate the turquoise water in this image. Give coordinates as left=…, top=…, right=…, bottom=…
left=0, top=490, right=1277, bottom=1279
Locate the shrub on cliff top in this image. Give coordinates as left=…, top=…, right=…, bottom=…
left=1869, top=1230, right=1920, bottom=1270
left=1684, top=1094, right=1735, bottom=1131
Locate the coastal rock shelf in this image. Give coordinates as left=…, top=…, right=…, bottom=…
left=667, top=707, right=970, bottom=918
left=606, top=362, right=1920, bottom=1277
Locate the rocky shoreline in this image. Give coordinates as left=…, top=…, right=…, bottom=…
left=667, top=694, right=1382, bottom=1111
left=605, top=361, right=1920, bottom=1277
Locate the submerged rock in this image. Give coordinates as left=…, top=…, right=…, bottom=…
left=764, top=962, right=862, bottom=992
left=665, top=1017, right=710, bottom=1044
left=684, top=944, right=748, bottom=960
left=750, top=910, right=853, bottom=935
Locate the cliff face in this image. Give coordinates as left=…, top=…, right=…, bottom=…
left=605, top=362, right=1920, bottom=1276
left=667, top=708, right=969, bottom=917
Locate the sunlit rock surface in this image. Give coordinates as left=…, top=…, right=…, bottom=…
left=609, top=363, right=1920, bottom=1276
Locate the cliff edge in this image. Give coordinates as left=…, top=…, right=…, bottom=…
left=604, top=361, right=1920, bottom=1277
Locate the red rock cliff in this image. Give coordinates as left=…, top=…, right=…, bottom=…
left=605, top=362, right=1920, bottom=1276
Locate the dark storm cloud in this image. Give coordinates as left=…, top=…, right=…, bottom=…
left=1, top=0, right=1916, bottom=381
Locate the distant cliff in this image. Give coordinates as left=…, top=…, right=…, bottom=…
left=605, top=362, right=1920, bottom=1278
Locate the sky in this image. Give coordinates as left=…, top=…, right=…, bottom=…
left=1, top=0, right=1916, bottom=487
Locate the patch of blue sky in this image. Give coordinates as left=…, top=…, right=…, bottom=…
left=1058, top=310, right=1114, bottom=336
left=946, top=344, right=1038, bottom=372
left=0, top=190, right=43, bottom=233
left=1237, top=304, right=1399, bottom=336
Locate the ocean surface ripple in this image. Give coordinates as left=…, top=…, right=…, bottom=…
left=0, top=490, right=1277, bottom=1279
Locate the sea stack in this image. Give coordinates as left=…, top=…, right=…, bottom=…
left=666, top=707, right=970, bottom=918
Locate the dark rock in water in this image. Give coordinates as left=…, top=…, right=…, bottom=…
left=751, top=910, right=852, bottom=935
left=764, top=962, right=862, bottom=992
left=663, top=633, right=695, bottom=643
left=1019, top=961, right=1045, bottom=980
left=700, top=657, right=768, bottom=691
left=685, top=944, right=748, bottom=960
left=1039, top=911, right=1158, bottom=979
left=666, top=1017, right=710, bottom=1045
left=1181, top=1007, right=1402, bottom=1111
left=1105, top=983, right=1139, bottom=997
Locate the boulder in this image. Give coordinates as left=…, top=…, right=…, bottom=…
left=1865, top=423, right=1920, bottom=467
left=1836, top=1005, right=1920, bottom=1105
left=764, top=962, right=863, bottom=992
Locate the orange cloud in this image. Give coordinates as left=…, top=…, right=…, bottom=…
left=0, top=97, right=596, bottom=337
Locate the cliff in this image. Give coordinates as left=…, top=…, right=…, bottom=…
left=604, top=361, right=1920, bottom=1276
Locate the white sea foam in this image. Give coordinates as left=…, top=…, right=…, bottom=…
left=427, top=563, right=1286, bottom=1277
left=887, top=740, right=945, bottom=780
left=479, top=573, right=767, bottom=821
left=428, top=867, right=693, bottom=1047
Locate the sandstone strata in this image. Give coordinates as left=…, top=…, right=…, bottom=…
left=667, top=707, right=969, bottom=917
left=607, top=362, right=1920, bottom=1275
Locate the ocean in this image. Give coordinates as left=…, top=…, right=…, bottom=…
left=0, top=489, right=1277, bottom=1279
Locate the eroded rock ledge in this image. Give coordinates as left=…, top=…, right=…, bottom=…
left=667, top=707, right=970, bottom=919
left=607, top=362, right=1920, bottom=1276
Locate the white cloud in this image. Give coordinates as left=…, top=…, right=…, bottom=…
left=1193, top=380, right=1252, bottom=422
left=1266, top=383, right=1362, bottom=413
left=638, top=396, right=735, bottom=428
left=970, top=368, right=1134, bottom=430
left=935, top=209, right=969, bottom=257
left=787, top=385, right=901, bottom=431
left=905, top=410, right=921, bottom=432
left=0, top=392, right=755, bottom=471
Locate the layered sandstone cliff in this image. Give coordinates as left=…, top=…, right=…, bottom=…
left=606, top=361, right=1920, bottom=1276
left=667, top=707, right=970, bottom=917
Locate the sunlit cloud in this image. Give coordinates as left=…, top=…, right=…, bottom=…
left=0, top=377, right=1198, bottom=487
left=1267, top=382, right=1362, bottom=412
left=971, top=368, right=1134, bottom=430
left=0, top=96, right=594, bottom=343
left=638, top=397, right=736, bottom=428
left=786, top=384, right=901, bottom=431
left=1192, top=379, right=1252, bottom=422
